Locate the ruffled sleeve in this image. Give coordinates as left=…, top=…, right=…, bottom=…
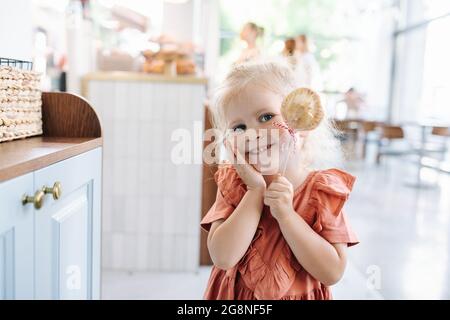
left=200, top=164, right=247, bottom=232
left=308, top=169, right=359, bottom=247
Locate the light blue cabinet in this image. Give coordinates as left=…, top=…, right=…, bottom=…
left=0, top=174, right=35, bottom=299
left=0, top=148, right=102, bottom=300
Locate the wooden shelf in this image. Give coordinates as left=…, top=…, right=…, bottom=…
left=0, top=92, right=102, bottom=183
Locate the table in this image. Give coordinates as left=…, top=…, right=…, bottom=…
left=402, top=121, right=450, bottom=188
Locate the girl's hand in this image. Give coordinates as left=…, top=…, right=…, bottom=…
left=225, top=140, right=266, bottom=191
left=264, top=175, right=295, bottom=221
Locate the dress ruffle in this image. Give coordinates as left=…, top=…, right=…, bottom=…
left=203, top=267, right=237, bottom=300
left=214, top=164, right=247, bottom=208
left=305, top=169, right=358, bottom=246
left=307, top=169, right=355, bottom=224
left=237, top=236, right=303, bottom=300
left=235, top=281, right=332, bottom=300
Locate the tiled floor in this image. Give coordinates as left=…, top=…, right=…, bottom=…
left=344, top=157, right=450, bottom=300
left=101, top=260, right=383, bottom=300
left=102, top=154, right=450, bottom=300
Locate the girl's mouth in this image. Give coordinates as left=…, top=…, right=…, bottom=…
left=248, top=143, right=274, bottom=156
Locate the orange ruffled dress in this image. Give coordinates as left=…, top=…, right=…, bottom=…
left=200, top=165, right=359, bottom=300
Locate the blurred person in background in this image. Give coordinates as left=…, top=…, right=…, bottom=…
left=235, top=22, right=265, bottom=64
left=342, top=88, right=366, bottom=119
left=281, top=38, right=298, bottom=70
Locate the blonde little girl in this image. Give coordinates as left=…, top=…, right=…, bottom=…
left=201, top=61, right=358, bottom=300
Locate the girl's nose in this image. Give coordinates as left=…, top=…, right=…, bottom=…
left=244, top=128, right=262, bottom=142
left=244, top=133, right=259, bottom=143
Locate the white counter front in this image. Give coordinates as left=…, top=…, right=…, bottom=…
left=83, top=72, right=207, bottom=272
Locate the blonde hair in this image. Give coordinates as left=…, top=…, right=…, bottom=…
left=246, top=22, right=265, bottom=39
left=209, top=60, right=342, bottom=170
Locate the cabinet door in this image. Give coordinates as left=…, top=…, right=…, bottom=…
left=0, top=174, right=34, bottom=299
left=34, top=148, right=102, bottom=300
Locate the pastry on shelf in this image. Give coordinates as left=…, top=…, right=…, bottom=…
left=155, top=49, right=181, bottom=62
left=142, top=59, right=165, bottom=74
left=142, top=49, right=157, bottom=61
left=176, top=58, right=196, bottom=75
left=141, top=43, right=199, bottom=76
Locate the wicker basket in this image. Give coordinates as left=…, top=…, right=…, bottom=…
left=0, top=66, right=43, bottom=143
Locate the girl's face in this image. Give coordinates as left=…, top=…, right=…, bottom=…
left=224, top=85, right=295, bottom=175
left=240, top=25, right=257, bottom=43
left=296, top=37, right=307, bottom=53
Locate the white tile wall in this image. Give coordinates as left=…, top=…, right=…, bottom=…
left=87, top=80, right=205, bottom=272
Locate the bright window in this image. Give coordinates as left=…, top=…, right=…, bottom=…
left=218, top=0, right=397, bottom=118
left=392, top=0, right=450, bottom=122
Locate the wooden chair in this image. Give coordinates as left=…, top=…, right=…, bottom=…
left=376, top=125, right=413, bottom=164
left=334, top=119, right=360, bottom=159
left=334, top=119, right=359, bottom=142
left=428, top=126, right=450, bottom=159
left=419, top=127, right=450, bottom=175
left=360, top=121, right=380, bottom=159
left=361, top=121, right=378, bottom=133
left=334, top=120, right=359, bottom=136
left=432, top=126, right=450, bottom=137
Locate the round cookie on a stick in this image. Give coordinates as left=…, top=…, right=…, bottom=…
left=281, top=87, right=324, bottom=132
left=273, top=88, right=324, bottom=175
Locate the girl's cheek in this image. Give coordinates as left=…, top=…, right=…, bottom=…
left=228, top=134, right=248, bottom=154
left=277, top=129, right=293, bottom=148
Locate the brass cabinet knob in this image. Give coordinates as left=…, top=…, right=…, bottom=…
left=42, top=182, right=62, bottom=200
left=22, top=190, right=45, bottom=210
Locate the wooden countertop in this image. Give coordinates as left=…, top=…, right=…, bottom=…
left=0, top=137, right=102, bottom=183
left=0, top=92, right=102, bottom=183
left=83, top=71, right=208, bottom=85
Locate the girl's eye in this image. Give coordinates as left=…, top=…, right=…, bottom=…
left=233, top=124, right=246, bottom=133
left=259, top=114, right=274, bottom=123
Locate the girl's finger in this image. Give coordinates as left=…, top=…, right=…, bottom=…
left=274, top=175, right=291, bottom=185
left=268, top=181, right=288, bottom=189
left=225, top=139, right=237, bottom=163
left=225, top=138, right=262, bottom=178
left=234, top=146, right=248, bottom=166
left=234, top=147, right=261, bottom=175
left=264, top=190, right=282, bottom=199
left=264, top=197, right=274, bottom=207
left=268, top=182, right=289, bottom=192
left=225, top=138, right=245, bottom=165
